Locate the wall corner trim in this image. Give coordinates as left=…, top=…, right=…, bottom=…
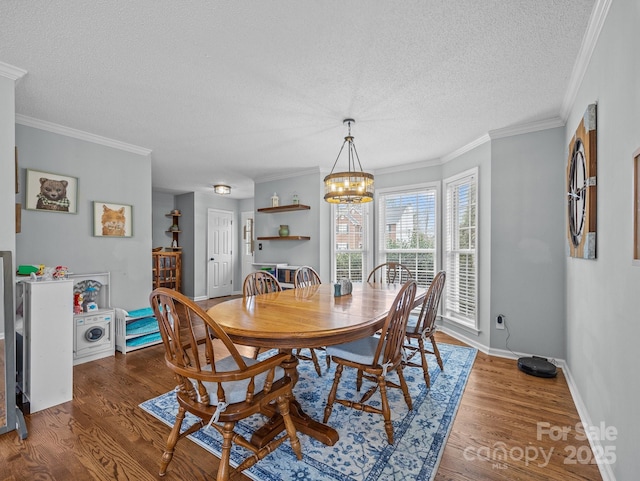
left=560, top=0, right=613, bottom=121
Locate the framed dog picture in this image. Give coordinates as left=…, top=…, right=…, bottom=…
left=25, top=169, right=78, bottom=214
left=93, top=201, right=133, bottom=237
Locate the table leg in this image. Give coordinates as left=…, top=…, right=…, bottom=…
left=251, top=350, right=339, bottom=447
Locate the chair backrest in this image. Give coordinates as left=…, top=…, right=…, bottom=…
left=409, top=271, right=446, bottom=335
left=372, top=280, right=417, bottom=367
left=243, top=271, right=282, bottom=297
left=367, top=262, right=413, bottom=284
left=149, top=288, right=280, bottom=406
left=294, top=266, right=321, bottom=287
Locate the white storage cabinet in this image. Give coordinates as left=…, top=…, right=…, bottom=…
left=115, top=307, right=161, bottom=354
left=15, top=279, right=73, bottom=414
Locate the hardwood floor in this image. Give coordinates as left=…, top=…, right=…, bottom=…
left=0, top=296, right=602, bottom=481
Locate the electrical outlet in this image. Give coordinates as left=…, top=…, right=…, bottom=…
left=496, top=314, right=505, bottom=330
left=258, top=243, right=262, bottom=250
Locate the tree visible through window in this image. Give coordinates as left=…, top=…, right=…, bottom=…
left=377, top=186, right=438, bottom=287
left=333, top=203, right=368, bottom=281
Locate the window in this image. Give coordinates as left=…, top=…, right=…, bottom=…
left=333, top=204, right=370, bottom=282
left=444, top=168, right=477, bottom=328
left=377, top=184, right=438, bottom=287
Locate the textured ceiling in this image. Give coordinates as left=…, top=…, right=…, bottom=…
left=1, top=0, right=596, bottom=199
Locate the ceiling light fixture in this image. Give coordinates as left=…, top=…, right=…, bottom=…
left=213, top=184, right=231, bottom=195
left=324, top=119, right=374, bottom=204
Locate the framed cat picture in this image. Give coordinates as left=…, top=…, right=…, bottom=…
left=25, top=169, right=78, bottom=214
left=93, top=201, right=133, bottom=237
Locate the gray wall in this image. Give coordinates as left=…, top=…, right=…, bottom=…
left=151, top=190, right=177, bottom=249
left=0, top=74, right=17, bottom=338
left=490, top=128, right=566, bottom=358
left=254, top=172, right=329, bottom=281
left=565, top=1, right=640, bottom=478
left=15, top=124, right=152, bottom=311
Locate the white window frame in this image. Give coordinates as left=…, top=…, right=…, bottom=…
left=331, top=202, right=372, bottom=283
left=443, top=167, right=478, bottom=329
left=375, top=182, right=440, bottom=288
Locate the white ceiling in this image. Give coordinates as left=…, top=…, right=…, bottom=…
left=1, top=1, right=596, bottom=199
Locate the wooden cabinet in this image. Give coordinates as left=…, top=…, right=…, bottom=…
left=152, top=251, right=181, bottom=292
left=257, top=204, right=311, bottom=240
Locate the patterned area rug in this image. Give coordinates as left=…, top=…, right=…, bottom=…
left=140, top=342, right=476, bottom=481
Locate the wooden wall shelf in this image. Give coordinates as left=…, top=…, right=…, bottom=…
left=257, top=236, right=310, bottom=241
left=257, top=204, right=310, bottom=213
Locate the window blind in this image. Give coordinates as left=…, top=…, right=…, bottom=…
left=377, top=187, right=437, bottom=287
left=444, top=170, right=477, bottom=326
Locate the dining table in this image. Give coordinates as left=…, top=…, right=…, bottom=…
left=207, top=281, right=425, bottom=447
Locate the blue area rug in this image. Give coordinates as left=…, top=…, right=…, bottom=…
left=139, top=342, right=476, bottom=481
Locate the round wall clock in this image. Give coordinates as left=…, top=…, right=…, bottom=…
left=568, top=138, right=586, bottom=248
left=566, top=103, right=597, bottom=259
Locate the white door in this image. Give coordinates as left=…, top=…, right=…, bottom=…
left=207, top=209, right=233, bottom=298
left=240, top=211, right=255, bottom=284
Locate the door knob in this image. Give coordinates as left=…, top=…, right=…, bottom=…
left=210, top=257, right=215, bottom=261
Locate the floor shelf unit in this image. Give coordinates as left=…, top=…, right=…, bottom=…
left=115, top=307, right=161, bottom=353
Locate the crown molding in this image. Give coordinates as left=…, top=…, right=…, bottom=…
left=15, top=114, right=152, bottom=156
left=375, top=157, right=442, bottom=175
left=0, top=61, right=27, bottom=81
left=560, top=0, right=612, bottom=121
left=489, top=117, right=565, bottom=140
left=254, top=166, right=321, bottom=184
left=441, top=134, right=491, bottom=164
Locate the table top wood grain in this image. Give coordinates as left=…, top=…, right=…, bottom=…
left=207, top=282, right=425, bottom=349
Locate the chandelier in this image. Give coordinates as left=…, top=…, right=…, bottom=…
left=323, top=119, right=374, bottom=204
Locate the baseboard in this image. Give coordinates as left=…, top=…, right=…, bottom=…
left=439, top=326, right=616, bottom=480
left=558, top=361, right=617, bottom=481
left=438, top=325, right=489, bottom=354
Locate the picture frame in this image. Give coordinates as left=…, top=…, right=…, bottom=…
left=93, top=201, right=133, bottom=237
left=25, top=168, right=78, bottom=214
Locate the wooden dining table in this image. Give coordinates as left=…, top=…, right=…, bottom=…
left=207, top=281, right=425, bottom=447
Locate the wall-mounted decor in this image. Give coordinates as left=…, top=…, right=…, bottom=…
left=15, top=203, right=21, bottom=233
left=93, top=202, right=133, bottom=237
left=567, top=103, right=597, bottom=259
left=634, top=147, right=640, bottom=265
left=25, top=168, right=78, bottom=214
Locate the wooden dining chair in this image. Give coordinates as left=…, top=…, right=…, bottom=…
left=367, top=261, right=413, bottom=284
left=243, top=271, right=283, bottom=359
left=149, top=288, right=302, bottom=481
left=403, top=271, right=446, bottom=388
left=323, top=280, right=417, bottom=444
left=243, top=270, right=282, bottom=297
left=293, top=266, right=325, bottom=376
left=293, top=265, right=321, bottom=287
